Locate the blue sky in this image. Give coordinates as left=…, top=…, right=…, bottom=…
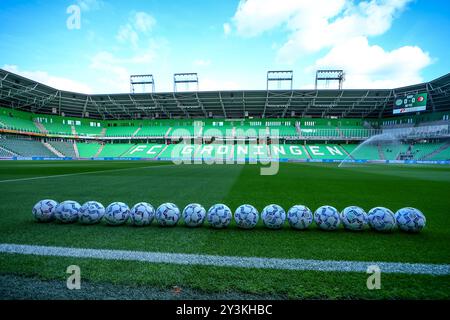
left=0, top=0, right=449, bottom=93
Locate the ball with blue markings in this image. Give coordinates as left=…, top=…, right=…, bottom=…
left=287, top=205, right=313, bottom=230
left=55, top=200, right=80, bottom=223
left=368, top=207, right=396, bottom=232
left=156, top=203, right=180, bottom=227
left=395, top=207, right=426, bottom=233
left=79, top=201, right=105, bottom=225
left=261, top=204, right=286, bottom=229
left=183, top=203, right=206, bottom=227
left=207, top=204, right=232, bottom=229
left=130, top=202, right=155, bottom=226
left=234, top=204, right=259, bottom=229
left=340, top=206, right=368, bottom=231
left=105, top=202, right=130, bottom=225
left=314, top=206, right=340, bottom=231
left=32, top=199, right=58, bottom=223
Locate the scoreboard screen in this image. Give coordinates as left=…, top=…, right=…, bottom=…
left=393, top=93, right=427, bottom=114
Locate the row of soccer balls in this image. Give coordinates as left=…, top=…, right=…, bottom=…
left=33, top=200, right=426, bottom=233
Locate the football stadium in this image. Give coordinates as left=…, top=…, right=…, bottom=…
left=0, top=0, right=449, bottom=303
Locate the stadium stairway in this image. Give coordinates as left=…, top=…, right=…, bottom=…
left=340, top=144, right=354, bottom=160
left=100, top=128, right=107, bottom=137
left=164, top=127, right=172, bottom=139
left=132, top=127, right=141, bottom=137
left=48, top=141, right=77, bottom=158
left=303, top=145, right=312, bottom=159
left=94, top=144, right=105, bottom=157
left=73, top=142, right=80, bottom=158
left=43, top=142, right=64, bottom=157
left=423, top=141, right=450, bottom=160
left=0, top=145, right=17, bottom=157
left=295, top=123, right=302, bottom=137
left=33, top=121, right=48, bottom=134
left=377, top=144, right=385, bottom=160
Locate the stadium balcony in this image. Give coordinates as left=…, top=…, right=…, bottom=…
left=0, top=136, right=57, bottom=157
left=0, top=115, right=40, bottom=134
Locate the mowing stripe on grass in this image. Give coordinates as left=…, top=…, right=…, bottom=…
left=1, top=244, right=449, bottom=275
left=0, top=164, right=177, bottom=184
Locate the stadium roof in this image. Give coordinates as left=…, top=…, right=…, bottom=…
left=0, top=68, right=449, bottom=120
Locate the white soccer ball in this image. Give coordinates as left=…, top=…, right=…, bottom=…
left=55, top=200, right=81, bottom=223
left=368, top=207, right=396, bottom=232
left=130, top=202, right=155, bottom=226
left=183, top=203, right=206, bottom=227
left=287, top=205, right=313, bottom=230
left=156, top=203, right=180, bottom=227
left=79, top=201, right=105, bottom=225
left=340, top=206, right=368, bottom=231
left=314, top=206, right=340, bottom=231
left=105, top=202, right=130, bottom=226
left=395, top=207, right=426, bottom=233
left=261, top=204, right=286, bottom=229
left=32, top=199, right=58, bottom=223
left=234, top=204, right=259, bottom=229
left=207, top=204, right=232, bottom=229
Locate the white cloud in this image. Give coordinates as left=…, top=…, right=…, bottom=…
left=134, top=12, right=156, bottom=33
left=117, top=24, right=139, bottom=48
left=3, top=65, right=92, bottom=94
left=230, top=0, right=411, bottom=61
left=223, top=23, right=231, bottom=36
left=116, top=12, right=156, bottom=48
left=311, top=37, right=431, bottom=88
left=88, top=36, right=162, bottom=93
left=227, top=0, right=430, bottom=88
left=76, top=0, right=103, bottom=11
left=278, top=0, right=412, bottom=62
left=194, top=59, right=211, bottom=67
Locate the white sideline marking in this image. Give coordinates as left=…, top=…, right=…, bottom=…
left=0, top=164, right=177, bottom=183
left=0, top=243, right=449, bottom=275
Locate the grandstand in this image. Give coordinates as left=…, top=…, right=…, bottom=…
left=0, top=68, right=449, bottom=162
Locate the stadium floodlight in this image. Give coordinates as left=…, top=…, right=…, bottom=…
left=174, top=73, right=199, bottom=92
left=315, top=70, right=345, bottom=90
left=130, top=74, right=155, bottom=94
left=267, top=70, right=293, bottom=90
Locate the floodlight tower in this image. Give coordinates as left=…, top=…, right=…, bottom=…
left=267, top=70, right=293, bottom=90
left=174, top=73, right=199, bottom=92
left=130, top=74, right=155, bottom=93
left=264, top=71, right=294, bottom=118
left=315, top=70, right=345, bottom=90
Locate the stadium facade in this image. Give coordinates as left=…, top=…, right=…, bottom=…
left=0, top=69, right=449, bottom=163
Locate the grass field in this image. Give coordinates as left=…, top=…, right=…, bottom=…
left=0, top=160, right=449, bottom=299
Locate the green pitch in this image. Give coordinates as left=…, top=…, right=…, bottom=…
left=0, top=161, right=449, bottom=299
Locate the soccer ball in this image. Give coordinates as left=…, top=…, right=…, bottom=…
left=130, top=202, right=155, bottom=226
left=183, top=203, right=206, bottom=227
left=234, top=204, right=259, bottom=229
left=368, top=207, right=396, bottom=232
left=156, top=203, right=180, bottom=227
left=79, top=201, right=105, bottom=225
left=340, top=206, right=368, bottom=231
left=261, top=204, right=286, bottom=229
left=207, top=204, right=232, bottom=229
left=32, top=199, right=58, bottom=222
left=55, top=200, right=81, bottom=223
left=287, top=205, right=313, bottom=230
left=105, top=202, right=130, bottom=225
left=314, top=206, right=340, bottom=231
left=395, top=207, right=426, bottom=233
